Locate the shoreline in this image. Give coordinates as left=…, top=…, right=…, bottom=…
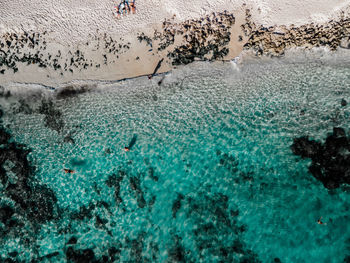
left=1, top=46, right=350, bottom=97
left=0, top=2, right=350, bottom=86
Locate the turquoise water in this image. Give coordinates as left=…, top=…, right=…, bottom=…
left=0, top=50, right=349, bottom=262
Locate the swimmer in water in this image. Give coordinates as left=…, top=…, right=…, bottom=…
left=124, top=134, right=137, bottom=152
left=64, top=169, right=75, bottom=174
left=317, top=217, right=325, bottom=225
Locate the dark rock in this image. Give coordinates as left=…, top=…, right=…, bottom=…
left=291, top=136, right=322, bottom=159
left=15, top=99, right=33, bottom=114
left=172, top=193, right=184, bottom=218
left=291, top=127, right=350, bottom=189
left=129, top=176, right=146, bottom=208
left=219, top=152, right=239, bottom=173
left=6, top=183, right=58, bottom=223
left=0, top=205, right=15, bottom=224
left=66, top=247, right=96, bottom=263
left=148, top=195, right=156, bottom=207
left=0, top=126, right=11, bottom=144
left=8, top=251, right=18, bottom=258
left=95, top=215, right=108, bottom=227
left=125, top=233, right=145, bottom=262
left=1, top=258, right=17, bottom=263
left=184, top=192, right=258, bottom=261
left=106, top=171, right=125, bottom=205
left=38, top=100, right=64, bottom=133
left=108, top=246, right=121, bottom=259
left=39, top=251, right=60, bottom=261
left=274, top=258, right=282, bottom=263
left=0, top=87, right=10, bottom=98
left=341, top=99, right=347, bottom=107
left=56, top=85, right=92, bottom=100
left=70, top=203, right=95, bottom=220
left=168, top=235, right=186, bottom=263
left=148, top=167, right=158, bottom=181
left=67, top=236, right=78, bottom=245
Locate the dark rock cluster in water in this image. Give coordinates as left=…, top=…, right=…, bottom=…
left=105, top=166, right=159, bottom=211
left=55, top=84, right=94, bottom=100
left=182, top=192, right=261, bottom=262
left=38, top=99, right=64, bottom=133
left=0, top=106, right=60, bottom=262
left=291, top=127, right=350, bottom=189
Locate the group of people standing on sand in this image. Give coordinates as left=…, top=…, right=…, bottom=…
left=116, top=0, right=136, bottom=18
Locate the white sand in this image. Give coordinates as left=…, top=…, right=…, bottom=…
left=1, top=0, right=349, bottom=45
left=0, top=0, right=349, bottom=86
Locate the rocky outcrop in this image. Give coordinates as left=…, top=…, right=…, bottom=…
left=162, top=12, right=235, bottom=65
left=291, top=127, right=350, bottom=189
left=244, top=15, right=350, bottom=56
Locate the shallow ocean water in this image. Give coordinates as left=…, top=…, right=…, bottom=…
left=0, top=49, right=349, bottom=262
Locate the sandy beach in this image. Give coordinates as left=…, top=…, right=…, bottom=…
left=1, top=0, right=350, bottom=86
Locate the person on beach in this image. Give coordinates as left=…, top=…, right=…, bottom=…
left=116, top=0, right=135, bottom=18
left=130, top=0, right=136, bottom=14
left=116, top=3, right=122, bottom=18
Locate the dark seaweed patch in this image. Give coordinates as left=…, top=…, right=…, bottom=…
left=124, top=233, right=145, bottom=262
left=66, top=247, right=96, bottom=263
left=129, top=176, right=146, bottom=208
left=38, top=99, right=64, bottom=133
left=0, top=205, right=15, bottom=225
left=55, top=85, right=92, bottom=100
left=0, top=107, right=59, bottom=260
left=70, top=203, right=95, bottom=221
left=219, top=152, right=239, bottom=173
left=106, top=170, right=126, bottom=205
left=67, top=237, right=78, bottom=245
left=291, top=127, right=350, bottom=189
left=0, top=124, right=58, bottom=224
left=38, top=251, right=60, bottom=261
left=172, top=193, right=184, bottom=218
left=168, top=235, right=187, bottom=263
left=11, top=99, right=33, bottom=115
left=147, top=167, right=158, bottom=181
left=182, top=192, right=261, bottom=262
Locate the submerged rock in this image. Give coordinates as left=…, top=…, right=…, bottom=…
left=341, top=99, right=347, bottom=107
left=38, top=99, right=64, bottom=133
left=66, top=247, right=96, bottom=263
left=183, top=192, right=260, bottom=262
left=55, top=85, right=93, bottom=100
left=172, top=193, right=184, bottom=218
left=67, top=236, right=78, bottom=245
left=291, top=127, right=350, bottom=189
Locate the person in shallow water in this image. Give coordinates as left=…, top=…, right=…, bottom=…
left=124, top=134, right=137, bottom=151
left=64, top=169, right=75, bottom=174
left=317, top=217, right=325, bottom=225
